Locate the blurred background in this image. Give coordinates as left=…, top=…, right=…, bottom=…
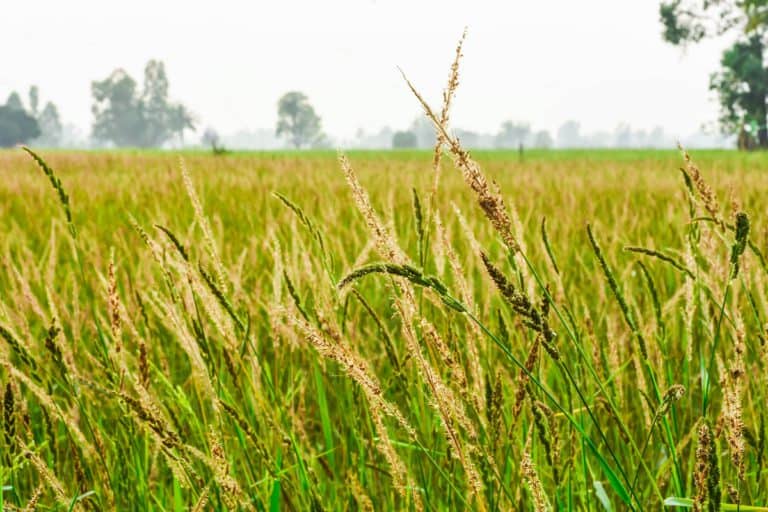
left=0, top=0, right=760, bottom=150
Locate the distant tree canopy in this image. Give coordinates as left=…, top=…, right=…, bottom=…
left=5, top=92, right=23, bottom=112
left=91, top=60, right=195, bottom=147
left=28, top=86, right=39, bottom=117
left=660, top=0, right=768, bottom=147
left=276, top=92, right=323, bottom=149
left=409, top=117, right=435, bottom=148
left=28, top=86, right=63, bottom=147
left=201, top=127, right=228, bottom=155
left=533, top=130, right=553, bottom=149
left=557, top=121, right=582, bottom=148
left=494, top=121, right=531, bottom=148
left=36, top=101, right=63, bottom=147
left=392, top=130, right=417, bottom=148
left=392, top=116, right=555, bottom=150
left=0, top=92, right=40, bottom=147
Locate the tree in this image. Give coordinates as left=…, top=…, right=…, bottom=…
left=36, top=102, right=63, bottom=146
left=201, top=127, right=227, bottom=155
left=710, top=35, right=768, bottom=146
left=28, top=86, right=39, bottom=117
left=659, top=0, right=768, bottom=147
left=557, top=121, right=582, bottom=148
left=168, top=104, right=196, bottom=146
left=532, top=130, right=553, bottom=149
left=201, top=127, right=220, bottom=147
left=17, top=86, right=65, bottom=147
left=141, top=60, right=173, bottom=146
left=614, top=123, right=633, bottom=147
left=455, top=128, right=480, bottom=148
left=409, top=117, right=435, bottom=148
left=0, top=103, right=39, bottom=147
left=5, top=92, right=23, bottom=111
left=1, top=86, right=64, bottom=147
left=494, top=121, right=531, bottom=148
left=92, top=69, right=143, bottom=146
left=392, top=130, right=417, bottom=148
left=91, top=60, right=195, bottom=147
left=276, top=92, right=323, bottom=149
left=659, top=1, right=768, bottom=45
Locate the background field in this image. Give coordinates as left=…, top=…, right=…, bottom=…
left=0, top=148, right=765, bottom=510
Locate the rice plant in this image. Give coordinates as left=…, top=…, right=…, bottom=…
left=0, top=37, right=767, bottom=511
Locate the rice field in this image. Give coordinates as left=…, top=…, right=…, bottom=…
left=0, top=142, right=767, bottom=511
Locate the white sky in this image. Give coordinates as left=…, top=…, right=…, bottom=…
left=0, top=0, right=730, bottom=140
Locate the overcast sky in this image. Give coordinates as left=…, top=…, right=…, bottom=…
left=0, top=0, right=731, bottom=140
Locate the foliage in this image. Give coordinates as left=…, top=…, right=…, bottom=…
left=0, top=88, right=63, bottom=148
left=201, top=127, right=227, bottom=155
left=4, top=92, right=23, bottom=112
left=710, top=35, right=768, bottom=147
left=0, top=96, right=39, bottom=147
left=275, top=91, right=323, bottom=149
left=392, top=130, right=417, bottom=148
left=409, top=116, right=436, bottom=148
left=658, top=1, right=768, bottom=45
left=91, top=60, right=195, bottom=148
left=533, top=129, right=553, bottom=148
left=34, top=102, right=63, bottom=147
left=495, top=120, right=531, bottom=148
left=27, top=86, right=39, bottom=117
left=659, top=0, right=768, bottom=146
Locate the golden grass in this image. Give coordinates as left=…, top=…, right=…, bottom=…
left=1, top=44, right=768, bottom=508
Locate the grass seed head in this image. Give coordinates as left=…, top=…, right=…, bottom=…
left=3, top=381, right=15, bottom=454
left=522, top=437, right=552, bottom=512
left=693, top=422, right=711, bottom=512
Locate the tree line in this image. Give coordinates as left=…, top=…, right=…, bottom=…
left=4, top=20, right=766, bottom=152
left=378, top=118, right=695, bottom=150
left=0, top=60, right=327, bottom=150
left=0, top=87, right=62, bottom=148
left=391, top=118, right=554, bottom=149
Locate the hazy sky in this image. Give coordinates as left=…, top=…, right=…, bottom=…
left=1, top=0, right=732, bottom=140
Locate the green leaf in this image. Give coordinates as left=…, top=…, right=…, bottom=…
left=270, top=449, right=283, bottom=512
left=69, top=491, right=97, bottom=512
left=314, top=363, right=335, bottom=471
left=589, top=443, right=632, bottom=507
left=173, top=477, right=183, bottom=512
